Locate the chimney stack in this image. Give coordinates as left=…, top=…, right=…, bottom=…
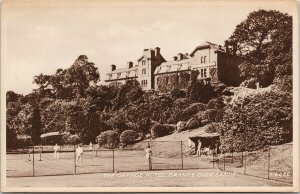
left=225, top=40, right=229, bottom=53
left=143, top=49, right=149, bottom=56
left=173, top=56, right=178, bottom=61
left=111, top=64, right=116, bottom=71
left=127, top=61, right=133, bottom=68
left=177, top=53, right=184, bottom=61
left=155, top=47, right=160, bottom=56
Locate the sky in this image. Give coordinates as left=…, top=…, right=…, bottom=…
left=1, top=0, right=296, bottom=95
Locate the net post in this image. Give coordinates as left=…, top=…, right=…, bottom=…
left=74, top=144, right=76, bottom=175
left=244, top=151, right=247, bottom=175
left=112, top=148, right=115, bottom=172
left=181, top=141, right=183, bottom=170
left=33, top=146, right=35, bottom=177
left=267, top=147, right=270, bottom=179
left=213, top=152, right=215, bottom=169
left=223, top=153, right=225, bottom=171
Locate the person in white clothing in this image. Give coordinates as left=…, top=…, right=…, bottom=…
left=53, top=143, right=60, bottom=159
left=76, top=144, right=84, bottom=165
left=145, top=145, right=152, bottom=169
left=196, top=140, right=202, bottom=157
left=89, top=142, right=93, bottom=152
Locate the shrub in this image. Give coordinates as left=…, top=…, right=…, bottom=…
left=183, top=103, right=206, bottom=117
left=220, top=90, right=292, bottom=152
left=96, top=130, right=119, bottom=148
left=171, top=88, right=186, bottom=99
left=240, top=78, right=257, bottom=89
left=62, top=133, right=80, bottom=145
left=119, top=130, right=138, bottom=146
left=201, top=109, right=218, bottom=123
left=176, top=121, right=186, bottom=132
left=206, top=97, right=225, bottom=110
left=150, top=124, right=175, bottom=138
left=205, top=122, right=223, bottom=133
left=16, top=135, right=32, bottom=148
left=185, top=117, right=200, bottom=130
left=215, top=107, right=226, bottom=122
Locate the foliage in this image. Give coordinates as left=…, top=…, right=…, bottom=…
left=240, top=78, right=257, bottom=89
left=16, top=135, right=32, bottom=148
left=206, top=97, right=225, bottom=110
left=150, top=123, right=175, bottom=138
left=170, top=88, right=186, bottom=99
left=227, top=9, right=292, bottom=89
left=96, top=130, right=120, bottom=148
left=187, top=80, right=215, bottom=103
left=119, top=130, right=139, bottom=146
left=183, top=103, right=206, bottom=117
left=219, top=90, right=292, bottom=152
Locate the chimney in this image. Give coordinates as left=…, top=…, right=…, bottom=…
left=173, top=56, right=178, bottom=61
left=127, top=61, right=133, bottom=68
left=111, top=64, right=116, bottom=71
left=177, top=53, right=184, bottom=61
left=143, top=49, right=149, bottom=56
left=155, top=47, right=160, bottom=56
left=225, top=40, right=229, bottom=53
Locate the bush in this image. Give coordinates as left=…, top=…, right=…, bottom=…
left=185, top=117, right=200, bottom=130
left=220, top=90, right=292, bottom=152
left=183, top=103, right=206, bottom=117
left=16, top=135, right=32, bottom=148
left=205, top=122, right=223, bottom=133
left=215, top=108, right=226, bottom=122
left=62, top=133, right=80, bottom=145
left=119, top=130, right=138, bottom=146
left=201, top=109, right=218, bottom=124
left=206, top=97, right=225, bottom=110
left=240, top=78, right=257, bottom=89
left=96, top=130, right=119, bottom=148
left=150, top=123, right=175, bottom=138
left=171, top=88, right=186, bottom=99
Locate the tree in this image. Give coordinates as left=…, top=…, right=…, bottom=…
left=227, top=9, right=292, bottom=64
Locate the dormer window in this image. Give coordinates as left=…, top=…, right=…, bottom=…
left=126, top=71, right=130, bottom=78
left=108, top=74, right=112, bottom=80
left=142, top=60, right=146, bottom=65
left=203, top=56, right=207, bottom=63
left=166, top=66, right=171, bottom=72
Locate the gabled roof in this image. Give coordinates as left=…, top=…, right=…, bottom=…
left=190, top=41, right=226, bottom=56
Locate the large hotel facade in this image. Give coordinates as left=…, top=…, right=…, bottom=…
left=105, top=41, right=243, bottom=92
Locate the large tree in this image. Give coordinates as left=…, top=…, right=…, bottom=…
left=227, top=9, right=292, bottom=88
left=227, top=9, right=292, bottom=64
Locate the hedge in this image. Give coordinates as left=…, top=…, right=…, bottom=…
left=119, top=130, right=138, bottom=146
left=150, top=123, right=175, bottom=138
left=96, top=130, right=120, bottom=148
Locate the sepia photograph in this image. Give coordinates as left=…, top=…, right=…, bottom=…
left=1, top=0, right=299, bottom=192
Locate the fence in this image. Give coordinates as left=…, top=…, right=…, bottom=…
left=216, top=143, right=293, bottom=184
left=6, top=141, right=216, bottom=177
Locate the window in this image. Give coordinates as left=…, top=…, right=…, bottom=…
left=200, top=68, right=207, bottom=78
left=141, top=80, right=148, bottom=88
left=117, top=73, right=121, bottom=78
left=142, top=60, right=146, bottom=65
left=142, top=68, right=147, bottom=75
left=108, top=74, right=112, bottom=80
left=126, top=71, right=130, bottom=78
left=203, top=56, right=207, bottom=64
left=166, top=66, right=171, bottom=72
left=201, top=57, right=203, bottom=64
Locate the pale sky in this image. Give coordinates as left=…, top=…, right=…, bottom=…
left=1, top=0, right=295, bottom=95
